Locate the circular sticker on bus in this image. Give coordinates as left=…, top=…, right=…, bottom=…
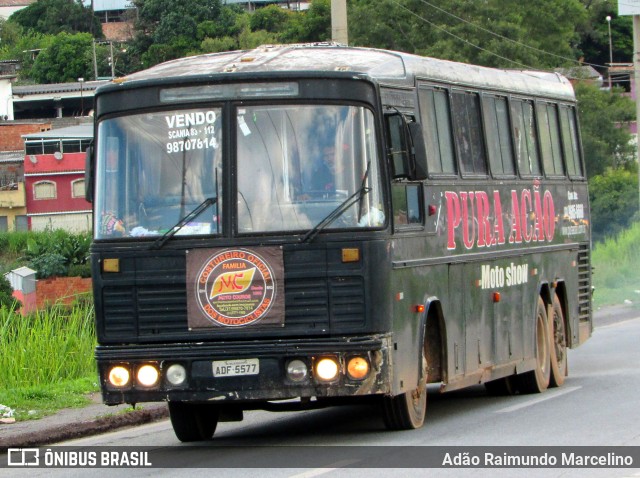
left=194, top=249, right=276, bottom=327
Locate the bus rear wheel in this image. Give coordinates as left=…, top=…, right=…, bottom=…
left=382, top=354, right=427, bottom=430
left=168, top=402, right=219, bottom=442
left=516, top=297, right=551, bottom=394
left=549, top=294, right=567, bottom=387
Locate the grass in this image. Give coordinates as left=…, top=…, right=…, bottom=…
left=0, top=376, right=98, bottom=421
left=0, top=302, right=99, bottom=421
left=591, top=221, right=640, bottom=309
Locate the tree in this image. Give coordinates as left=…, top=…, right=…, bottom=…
left=250, top=5, right=291, bottom=34
left=132, top=0, right=222, bottom=44
left=574, top=82, right=636, bottom=177
left=589, top=168, right=640, bottom=242
left=30, top=32, right=94, bottom=83
left=9, top=0, right=102, bottom=37
left=577, top=0, right=633, bottom=70
left=197, top=6, right=245, bottom=40
left=349, top=0, right=586, bottom=69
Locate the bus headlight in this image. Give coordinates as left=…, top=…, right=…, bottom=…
left=137, top=364, right=160, bottom=387
left=286, top=359, right=308, bottom=382
left=166, top=364, right=187, bottom=386
left=347, top=356, right=370, bottom=380
left=108, top=366, right=130, bottom=388
left=315, top=357, right=340, bottom=382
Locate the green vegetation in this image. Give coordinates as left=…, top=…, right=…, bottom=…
left=0, top=276, right=17, bottom=310
left=0, top=302, right=98, bottom=420
left=589, top=169, right=640, bottom=243
left=591, top=221, right=640, bottom=309
left=0, top=230, right=91, bottom=279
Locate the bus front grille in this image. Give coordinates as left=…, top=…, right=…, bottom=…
left=101, top=275, right=366, bottom=339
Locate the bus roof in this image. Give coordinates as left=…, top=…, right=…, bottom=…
left=114, top=43, right=576, bottom=102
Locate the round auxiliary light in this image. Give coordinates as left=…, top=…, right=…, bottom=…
left=166, top=364, right=187, bottom=386
left=108, top=366, right=130, bottom=388
left=347, top=356, right=370, bottom=380
left=137, top=364, right=160, bottom=387
left=286, top=359, right=308, bottom=382
left=315, top=357, right=340, bottom=382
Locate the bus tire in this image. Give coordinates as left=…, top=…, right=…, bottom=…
left=549, top=294, right=567, bottom=387
left=516, top=296, right=551, bottom=394
left=168, top=402, right=219, bottom=442
left=382, top=353, right=427, bottom=430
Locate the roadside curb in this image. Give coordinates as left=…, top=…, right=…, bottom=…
left=0, top=404, right=169, bottom=451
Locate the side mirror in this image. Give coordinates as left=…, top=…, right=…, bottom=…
left=84, top=144, right=94, bottom=203
left=385, top=112, right=428, bottom=181
left=408, top=122, right=428, bottom=181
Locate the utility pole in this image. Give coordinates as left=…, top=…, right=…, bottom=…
left=331, top=0, right=348, bottom=45
left=618, top=1, right=640, bottom=211
left=634, top=16, right=640, bottom=210
left=92, top=40, right=98, bottom=80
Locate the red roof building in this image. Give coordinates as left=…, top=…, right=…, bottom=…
left=23, top=124, right=93, bottom=232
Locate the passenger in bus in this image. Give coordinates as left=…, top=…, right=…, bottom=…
left=310, top=145, right=337, bottom=192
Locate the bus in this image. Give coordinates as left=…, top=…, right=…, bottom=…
left=86, top=44, right=592, bottom=441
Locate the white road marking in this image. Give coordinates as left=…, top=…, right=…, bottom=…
left=496, top=386, right=581, bottom=413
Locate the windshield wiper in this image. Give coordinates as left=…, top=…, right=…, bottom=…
left=151, top=196, right=218, bottom=250
left=301, top=185, right=370, bottom=244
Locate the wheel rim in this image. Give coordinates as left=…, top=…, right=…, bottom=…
left=536, top=308, right=549, bottom=375
left=553, top=308, right=566, bottom=366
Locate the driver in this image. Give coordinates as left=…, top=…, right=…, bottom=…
left=310, top=145, right=337, bottom=192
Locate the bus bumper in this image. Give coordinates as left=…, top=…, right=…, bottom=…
left=95, top=335, right=392, bottom=405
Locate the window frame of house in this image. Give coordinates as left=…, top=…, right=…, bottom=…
left=71, top=178, right=85, bottom=198
left=33, top=180, right=57, bottom=200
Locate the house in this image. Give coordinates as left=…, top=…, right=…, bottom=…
left=0, top=152, right=26, bottom=231
left=23, top=124, right=93, bottom=232
left=0, top=121, right=53, bottom=231
left=85, top=0, right=135, bottom=41
left=12, top=80, right=107, bottom=119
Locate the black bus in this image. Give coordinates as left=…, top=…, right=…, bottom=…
left=86, top=44, right=592, bottom=441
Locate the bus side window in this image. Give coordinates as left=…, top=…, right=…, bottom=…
left=536, top=102, right=565, bottom=177
left=417, top=86, right=457, bottom=176
left=559, top=105, right=584, bottom=178
left=451, top=90, right=487, bottom=176
left=393, top=183, right=423, bottom=228
left=482, top=95, right=515, bottom=177
left=512, top=99, right=542, bottom=177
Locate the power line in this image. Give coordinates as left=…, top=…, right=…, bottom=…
left=413, top=0, right=609, bottom=70
left=388, top=0, right=535, bottom=70
left=387, top=0, right=611, bottom=82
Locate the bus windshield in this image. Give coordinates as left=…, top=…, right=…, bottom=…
left=94, top=103, right=385, bottom=239
left=94, top=107, right=223, bottom=239
left=236, top=104, right=384, bottom=233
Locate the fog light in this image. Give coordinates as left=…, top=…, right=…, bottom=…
left=315, top=357, right=339, bottom=382
left=347, top=356, right=370, bottom=380
left=137, top=364, right=159, bottom=387
left=166, top=364, right=187, bottom=386
left=286, top=359, right=308, bottom=382
left=108, top=366, right=130, bottom=388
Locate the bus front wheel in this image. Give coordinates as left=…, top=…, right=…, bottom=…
left=516, top=297, right=551, bottom=394
left=382, top=353, right=427, bottom=430
left=168, top=402, right=219, bottom=442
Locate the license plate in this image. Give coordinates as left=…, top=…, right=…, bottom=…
left=212, top=358, right=259, bottom=377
